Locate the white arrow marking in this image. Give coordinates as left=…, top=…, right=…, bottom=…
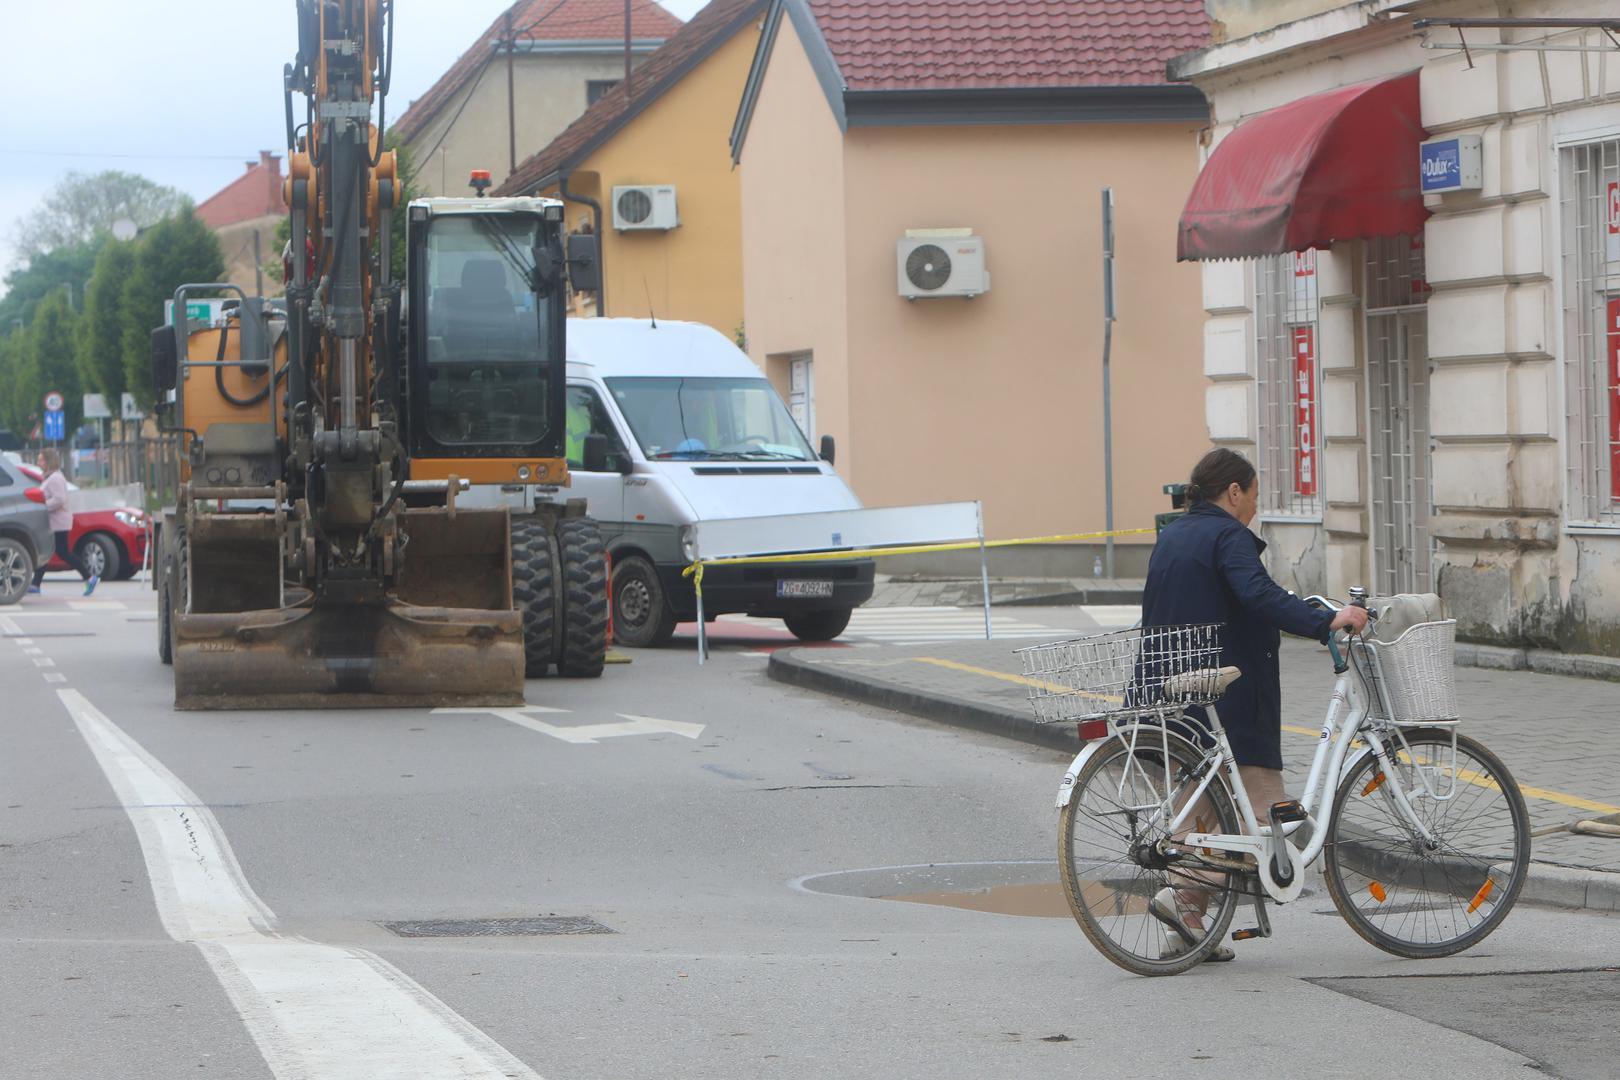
left=431, top=707, right=703, bottom=744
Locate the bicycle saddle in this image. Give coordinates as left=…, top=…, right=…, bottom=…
left=1161, top=665, right=1242, bottom=697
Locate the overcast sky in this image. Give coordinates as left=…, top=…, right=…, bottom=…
left=0, top=0, right=708, bottom=288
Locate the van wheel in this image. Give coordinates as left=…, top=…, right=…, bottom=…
left=555, top=518, right=608, bottom=677
left=512, top=517, right=558, bottom=677
left=611, top=555, right=676, bottom=647
left=0, top=537, right=34, bottom=606
left=784, top=608, right=853, bottom=642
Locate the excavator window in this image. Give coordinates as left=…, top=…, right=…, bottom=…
left=422, top=215, right=551, bottom=446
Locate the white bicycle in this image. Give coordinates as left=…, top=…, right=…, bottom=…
left=1019, top=589, right=1531, bottom=976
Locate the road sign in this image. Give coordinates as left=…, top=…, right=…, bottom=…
left=121, top=392, right=145, bottom=421
left=43, top=390, right=65, bottom=412
left=83, top=393, right=111, bottom=419
left=44, top=411, right=65, bottom=442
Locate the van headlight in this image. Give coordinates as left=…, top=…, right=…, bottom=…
left=680, top=526, right=697, bottom=563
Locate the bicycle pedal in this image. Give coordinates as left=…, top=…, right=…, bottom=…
left=1231, top=927, right=1267, bottom=941
left=1269, top=800, right=1307, bottom=824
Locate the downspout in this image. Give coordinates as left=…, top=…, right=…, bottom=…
left=557, top=170, right=606, bottom=316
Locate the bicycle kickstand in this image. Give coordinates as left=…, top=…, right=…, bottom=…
left=1231, top=889, right=1272, bottom=942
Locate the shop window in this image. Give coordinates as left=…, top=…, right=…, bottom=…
left=1559, top=137, right=1620, bottom=527
left=1254, top=250, right=1321, bottom=518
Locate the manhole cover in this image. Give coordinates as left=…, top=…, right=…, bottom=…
left=381, top=916, right=616, bottom=937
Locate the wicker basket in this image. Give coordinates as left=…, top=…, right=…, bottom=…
left=1369, top=619, right=1459, bottom=724
left=1016, top=624, right=1224, bottom=723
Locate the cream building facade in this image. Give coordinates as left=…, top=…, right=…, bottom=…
left=1171, top=1, right=1620, bottom=656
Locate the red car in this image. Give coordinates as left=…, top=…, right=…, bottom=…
left=19, top=463, right=149, bottom=580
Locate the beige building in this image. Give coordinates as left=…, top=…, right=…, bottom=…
left=731, top=0, right=1212, bottom=557
left=1170, top=1, right=1620, bottom=658
left=393, top=0, right=682, bottom=195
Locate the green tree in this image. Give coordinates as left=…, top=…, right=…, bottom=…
left=78, top=238, right=137, bottom=400
left=0, top=329, right=30, bottom=434
left=13, top=170, right=185, bottom=261
left=24, top=289, right=83, bottom=437
left=120, top=204, right=225, bottom=406
left=0, top=240, right=100, bottom=333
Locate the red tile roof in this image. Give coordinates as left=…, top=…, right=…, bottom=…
left=196, top=152, right=283, bottom=229
left=806, top=0, right=1209, bottom=91
left=393, top=0, right=684, bottom=144
left=496, top=0, right=766, bottom=194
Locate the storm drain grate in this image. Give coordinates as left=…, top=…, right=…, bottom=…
left=382, top=916, right=616, bottom=937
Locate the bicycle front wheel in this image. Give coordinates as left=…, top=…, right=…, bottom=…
left=1324, top=728, right=1530, bottom=958
left=1058, top=727, right=1243, bottom=976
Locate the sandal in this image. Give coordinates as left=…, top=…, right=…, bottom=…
left=1151, top=887, right=1236, bottom=962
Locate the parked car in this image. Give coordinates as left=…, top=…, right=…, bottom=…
left=0, top=457, right=52, bottom=604
left=17, top=463, right=148, bottom=580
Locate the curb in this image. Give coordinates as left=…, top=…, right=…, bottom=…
left=1456, top=642, right=1620, bottom=682
left=996, top=588, right=1143, bottom=607
left=769, top=647, right=1620, bottom=916
left=767, top=648, right=1079, bottom=753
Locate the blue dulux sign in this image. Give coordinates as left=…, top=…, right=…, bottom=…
left=1420, top=135, right=1483, bottom=194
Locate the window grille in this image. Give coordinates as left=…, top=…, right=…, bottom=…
left=1364, top=235, right=1434, bottom=594
left=1560, top=137, right=1620, bottom=526
left=1254, top=251, right=1322, bottom=516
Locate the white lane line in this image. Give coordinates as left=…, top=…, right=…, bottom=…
left=44, top=673, right=67, bottom=683
left=70, top=600, right=128, bottom=611
left=0, top=614, right=20, bottom=636
left=32, top=657, right=55, bottom=667
left=57, top=689, right=545, bottom=1080
left=1, top=610, right=82, bottom=617
left=23, top=646, right=43, bottom=655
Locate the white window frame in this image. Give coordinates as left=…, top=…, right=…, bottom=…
left=1556, top=130, right=1620, bottom=530
left=1253, top=251, right=1324, bottom=521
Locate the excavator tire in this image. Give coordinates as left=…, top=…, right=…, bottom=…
left=555, top=517, right=608, bottom=678
left=158, top=528, right=185, bottom=666
left=512, top=516, right=558, bottom=678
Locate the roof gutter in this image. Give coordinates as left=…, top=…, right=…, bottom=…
left=557, top=171, right=605, bottom=315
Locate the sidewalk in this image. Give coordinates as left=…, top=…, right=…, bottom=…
left=868, top=575, right=1144, bottom=608
left=770, top=633, right=1620, bottom=913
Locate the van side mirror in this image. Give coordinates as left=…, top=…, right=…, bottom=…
left=566, top=234, right=600, bottom=294
left=819, top=434, right=836, bottom=466
left=150, top=325, right=178, bottom=392
left=582, top=432, right=610, bottom=473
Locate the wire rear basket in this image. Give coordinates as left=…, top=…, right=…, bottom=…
left=1368, top=619, right=1459, bottom=724
left=1016, top=624, right=1224, bottom=723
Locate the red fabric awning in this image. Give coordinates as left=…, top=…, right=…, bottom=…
left=1177, top=71, right=1428, bottom=261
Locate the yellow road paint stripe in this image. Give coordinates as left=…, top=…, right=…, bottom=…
left=919, top=658, right=1620, bottom=816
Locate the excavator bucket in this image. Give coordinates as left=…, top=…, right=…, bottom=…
left=172, top=508, right=524, bottom=710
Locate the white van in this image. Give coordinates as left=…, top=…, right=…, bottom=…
left=555, top=318, right=872, bottom=646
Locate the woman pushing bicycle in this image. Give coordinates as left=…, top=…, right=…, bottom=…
left=1140, top=449, right=1367, bottom=958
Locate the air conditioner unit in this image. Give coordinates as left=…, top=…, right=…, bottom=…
left=897, top=231, right=989, bottom=299
left=612, top=184, right=678, bottom=231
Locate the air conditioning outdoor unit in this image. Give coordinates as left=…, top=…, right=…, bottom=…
left=612, top=184, right=679, bottom=231
left=897, top=230, right=989, bottom=299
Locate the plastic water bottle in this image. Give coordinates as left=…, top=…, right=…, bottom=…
left=1093, top=555, right=1103, bottom=579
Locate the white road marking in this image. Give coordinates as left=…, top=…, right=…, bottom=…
left=70, top=600, right=127, bottom=611
left=57, top=689, right=545, bottom=1080
left=44, top=673, right=66, bottom=683
left=1, top=610, right=82, bottom=617
left=0, top=614, right=20, bottom=635
left=23, top=646, right=43, bottom=655
left=32, top=657, right=55, bottom=667
left=434, top=706, right=704, bottom=744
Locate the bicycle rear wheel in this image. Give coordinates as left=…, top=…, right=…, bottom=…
left=1058, top=727, right=1243, bottom=976
left=1324, top=728, right=1530, bottom=958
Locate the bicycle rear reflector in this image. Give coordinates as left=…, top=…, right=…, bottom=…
left=1078, top=719, right=1110, bottom=741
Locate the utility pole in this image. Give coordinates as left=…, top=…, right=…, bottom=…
left=1100, top=188, right=1117, bottom=581
left=624, top=0, right=633, bottom=98
left=252, top=229, right=264, bottom=298
left=505, top=9, right=517, bottom=176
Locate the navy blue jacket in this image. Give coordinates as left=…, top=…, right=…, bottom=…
left=1141, top=502, right=1333, bottom=769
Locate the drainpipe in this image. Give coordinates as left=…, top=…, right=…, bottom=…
left=557, top=170, right=606, bottom=316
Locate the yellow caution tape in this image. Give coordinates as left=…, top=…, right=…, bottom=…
left=680, top=526, right=1156, bottom=603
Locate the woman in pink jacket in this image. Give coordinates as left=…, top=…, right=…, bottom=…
left=29, top=448, right=97, bottom=596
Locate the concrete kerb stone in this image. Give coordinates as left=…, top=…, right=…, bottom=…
left=1456, top=642, right=1620, bottom=682
left=769, top=645, right=1620, bottom=916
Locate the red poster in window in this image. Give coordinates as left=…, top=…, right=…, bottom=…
left=1608, top=297, right=1620, bottom=500
left=1293, top=325, right=1318, bottom=498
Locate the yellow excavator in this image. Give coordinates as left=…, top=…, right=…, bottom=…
left=150, top=0, right=609, bottom=709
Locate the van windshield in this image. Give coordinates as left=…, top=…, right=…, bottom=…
left=605, top=377, right=817, bottom=461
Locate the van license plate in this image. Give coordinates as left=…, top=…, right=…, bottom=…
left=777, top=579, right=833, bottom=598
